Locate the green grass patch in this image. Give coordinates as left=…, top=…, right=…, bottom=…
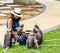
left=0, top=28, right=60, bottom=53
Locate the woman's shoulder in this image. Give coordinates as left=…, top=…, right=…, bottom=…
left=8, top=18, right=12, bottom=22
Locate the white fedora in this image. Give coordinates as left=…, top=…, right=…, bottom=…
left=11, top=8, right=22, bottom=17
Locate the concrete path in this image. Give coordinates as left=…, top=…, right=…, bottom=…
left=0, top=26, right=6, bottom=46
left=20, top=0, right=60, bottom=32
left=0, top=0, right=60, bottom=46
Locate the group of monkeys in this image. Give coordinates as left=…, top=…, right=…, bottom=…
left=3, top=24, right=43, bottom=49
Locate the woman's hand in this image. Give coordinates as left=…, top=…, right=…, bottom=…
left=12, top=31, right=17, bottom=35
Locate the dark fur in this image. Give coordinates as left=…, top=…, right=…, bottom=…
left=15, top=24, right=43, bottom=49
left=17, top=24, right=24, bottom=36
left=3, top=31, right=12, bottom=49
left=33, top=25, right=43, bottom=44
left=26, top=25, right=43, bottom=49
left=3, top=24, right=24, bottom=49
left=26, top=32, right=36, bottom=48
left=16, top=24, right=24, bottom=43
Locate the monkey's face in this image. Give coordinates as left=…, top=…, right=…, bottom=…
left=16, top=25, right=24, bottom=35
left=33, top=28, right=38, bottom=33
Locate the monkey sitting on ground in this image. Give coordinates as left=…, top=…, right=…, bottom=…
left=33, top=25, right=43, bottom=44
left=26, top=25, right=43, bottom=49
left=3, top=28, right=12, bottom=50
left=26, top=32, right=38, bottom=49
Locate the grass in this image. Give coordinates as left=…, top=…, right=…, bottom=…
left=0, top=28, right=60, bottom=53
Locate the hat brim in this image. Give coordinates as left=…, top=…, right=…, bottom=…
left=11, top=11, right=22, bottom=17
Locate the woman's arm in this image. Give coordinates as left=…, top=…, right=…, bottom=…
left=8, top=18, right=17, bottom=35
left=8, top=18, right=12, bottom=29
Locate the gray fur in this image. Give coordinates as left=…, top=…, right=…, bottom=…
left=26, top=25, right=43, bottom=49
left=26, top=32, right=35, bottom=48
left=16, top=24, right=24, bottom=36
left=33, top=25, right=43, bottom=44
left=3, top=30, right=12, bottom=49
left=26, top=32, right=39, bottom=49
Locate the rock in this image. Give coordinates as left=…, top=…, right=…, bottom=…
left=14, top=0, right=36, bottom=4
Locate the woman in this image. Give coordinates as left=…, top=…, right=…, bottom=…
left=6, top=8, right=22, bottom=44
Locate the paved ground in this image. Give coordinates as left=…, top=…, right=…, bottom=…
left=0, top=0, right=60, bottom=46
left=20, top=0, right=60, bottom=31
